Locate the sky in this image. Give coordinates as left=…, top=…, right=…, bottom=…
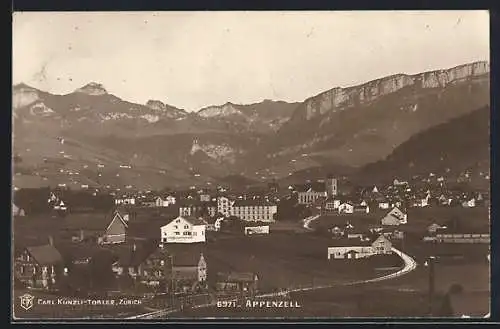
left=13, top=11, right=489, bottom=111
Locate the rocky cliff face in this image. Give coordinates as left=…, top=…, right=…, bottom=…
left=13, top=84, right=41, bottom=109
left=298, top=61, right=489, bottom=120
left=146, top=99, right=167, bottom=111
left=146, top=99, right=187, bottom=119
left=74, top=82, right=108, bottom=96
left=198, top=102, right=243, bottom=118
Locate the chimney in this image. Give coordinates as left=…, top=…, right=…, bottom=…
left=48, top=236, right=54, bottom=246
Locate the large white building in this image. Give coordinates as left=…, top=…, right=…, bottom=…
left=217, top=196, right=232, bottom=217
left=297, top=177, right=337, bottom=205
left=231, top=200, right=277, bottom=222
left=160, top=216, right=206, bottom=244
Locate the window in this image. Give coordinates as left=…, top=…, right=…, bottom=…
left=176, top=219, right=180, bottom=223
left=202, top=231, right=204, bottom=235
left=175, top=232, right=180, bottom=235
left=174, top=225, right=178, bottom=229
left=193, top=232, right=197, bottom=236
left=162, top=238, right=167, bottom=242
left=184, top=225, right=189, bottom=229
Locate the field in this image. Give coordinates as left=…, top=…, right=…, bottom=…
left=203, top=232, right=390, bottom=291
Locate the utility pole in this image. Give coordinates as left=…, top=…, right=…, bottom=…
left=427, top=256, right=436, bottom=316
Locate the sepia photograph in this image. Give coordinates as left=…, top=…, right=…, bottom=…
left=12, top=10, right=490, bottom=320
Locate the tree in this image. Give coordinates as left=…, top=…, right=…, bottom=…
left=437, top=284, right=464, bottom=317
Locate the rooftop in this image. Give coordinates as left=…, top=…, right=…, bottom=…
left=233, top=199, right=277, bottom=207
left=26, top=244, right=63, bottom=265
left=217, top=272, right=257, bottom=282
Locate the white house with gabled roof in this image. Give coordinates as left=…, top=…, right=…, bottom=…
left=160, top=216, right=207, bottom=244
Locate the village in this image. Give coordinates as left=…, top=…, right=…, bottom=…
left=12, top=168, right=490, bottom=318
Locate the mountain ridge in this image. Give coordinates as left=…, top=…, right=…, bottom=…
left=12, top=60, right=490, bottom=189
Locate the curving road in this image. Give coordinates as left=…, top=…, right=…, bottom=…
left=302, top=214, right=320, bottom=231
left=127, top=245, right=417, bottom=319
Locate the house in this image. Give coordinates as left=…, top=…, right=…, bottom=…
left=112, top=243, right=156, bottom=278
left=427, top=223, right=446, bottom=235
left=169, top=248, right=207, bottom=293
left=328, top=226, right=344, bottom=238
left=217, top=196, right=233, bottom=217
left=12, top=203, right=26, bottom=217
left=327, top=235, right=392, bottom=260
left=244, top=225, right=270, bottom=235
left=111, top=243, right=180, bottom=291
left=155, top=195, right=176, bottom=207
left=205, top=216, right=225, bottom=232
left=160, top=216, right=206, bottom=243
left=231, top=200, right=277, bottom=222
left=98, top=210, right=128, bottom=245
left=112, top=244, right=207, bottom=293
left=381, top=229, right=405, bottom=240
left=346, top=232, right=365, bottom=240
left=391, top=200, right=404, bottom=208
left=378, top=201, right=390, bottom=210
left=438, top=194, right=452, bottom=206
left=381, top=207, right=408, bottom=226
left=14, top=238, right=63, bottom=290
left=216, top=272, right=259, bottom=294
left=412, top=193, right=430, bottom=208
left=338, top=202, right=354, bottom=214
left=353, top=205, right=370, bottom=214
left=178, top=201, right=206, bottom=217
left=199, top=194, right=211, bottom=202
left=53, top=200, right=68, bottom=212
left=320, top=196, right=341, bottom=215
left=462, top=198, right=476, bottom=208
left=140, top=196, right=157, bottom=208
left=115, top=195, right=136, bottom=206
left=393, top=179, right=409, bottom=187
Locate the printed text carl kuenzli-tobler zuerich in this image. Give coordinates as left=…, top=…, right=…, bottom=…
left=36, top=298, right=142, bottom=306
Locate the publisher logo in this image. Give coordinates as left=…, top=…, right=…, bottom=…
left=19, top=293, right=35, bottom=311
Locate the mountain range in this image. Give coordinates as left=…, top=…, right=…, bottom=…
left=12, top=61, right=490, bottom=190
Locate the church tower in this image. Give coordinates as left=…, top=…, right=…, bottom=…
left=325, top=174, right=338, bottom=198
